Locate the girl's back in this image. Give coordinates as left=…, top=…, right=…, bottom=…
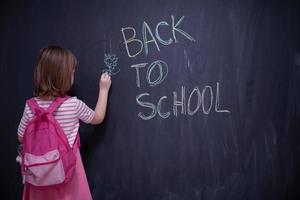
left=18, top=97, right=95, bottom=147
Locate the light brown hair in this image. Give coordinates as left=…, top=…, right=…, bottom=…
left=33, top=46, right=77, bottom=98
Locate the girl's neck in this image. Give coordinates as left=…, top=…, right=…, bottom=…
left=37, top=96, right=55, bottom=101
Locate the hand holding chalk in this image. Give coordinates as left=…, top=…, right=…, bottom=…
left=99, top=72, right=111, bottom=92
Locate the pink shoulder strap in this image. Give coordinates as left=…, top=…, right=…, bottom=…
left=26, top=98, right=43, bottom=115
left=27, top=96, right=70, bottom=115
left=46, top=96, right=70, bottom=114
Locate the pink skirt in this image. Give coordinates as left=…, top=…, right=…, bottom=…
left=22, top=149, right=93, bottom=200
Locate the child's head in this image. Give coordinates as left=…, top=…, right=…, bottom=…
left=34, top=46, right=77, bottom=98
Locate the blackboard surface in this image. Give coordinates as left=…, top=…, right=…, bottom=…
left=1, top=0, right=300, bottom=199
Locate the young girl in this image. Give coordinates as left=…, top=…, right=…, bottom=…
left=17, top=46, right=111, bottom=200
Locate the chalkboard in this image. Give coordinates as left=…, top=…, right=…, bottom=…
left=1, top=0, right=300, bottom=199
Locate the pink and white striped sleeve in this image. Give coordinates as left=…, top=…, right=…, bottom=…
left=75, top=98, right=95, bottom=124
left=17, top=103, right=30, bottom=139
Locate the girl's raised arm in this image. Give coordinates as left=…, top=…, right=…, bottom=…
left=91, top=72, right=111, bottom=125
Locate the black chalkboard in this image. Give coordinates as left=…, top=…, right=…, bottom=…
left=1, top=0, right=300, bottom=199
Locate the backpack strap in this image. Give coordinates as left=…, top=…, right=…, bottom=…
left=46, top=96, right=70, bottom=114
left=27, top=98, right=44, bottom=116
left=72, top=133, right=81, bottom=151
left=27, top=96, right=70, bottom=115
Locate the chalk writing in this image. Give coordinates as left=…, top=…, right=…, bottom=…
left=131, top=60, right=168, bottom=88
left=136, top=83, right=229, bottom=120
left=103, top=53, right=120, bottom=76
left=120, top=15, right=230, bottom=120
left=121, top=15, right=195, bottom=58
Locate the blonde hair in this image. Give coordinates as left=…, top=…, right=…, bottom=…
left=33, top=46, right=77, bottom=98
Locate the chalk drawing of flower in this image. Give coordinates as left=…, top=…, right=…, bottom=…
left=103, top=53, right=120, bottom=76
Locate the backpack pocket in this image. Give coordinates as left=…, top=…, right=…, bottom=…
left=24, top=149, right=65, bottom=186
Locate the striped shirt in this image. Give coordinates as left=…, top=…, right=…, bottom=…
left=17, top=97, right=95, bottom=147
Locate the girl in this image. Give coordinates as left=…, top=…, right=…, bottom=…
left=17, top=46, right=111, bottom=200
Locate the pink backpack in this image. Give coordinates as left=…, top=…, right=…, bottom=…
left=20, top=97, right=79, bottom=187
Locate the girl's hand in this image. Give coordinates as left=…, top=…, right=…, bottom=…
left=99, top=72, right=111, bottom=91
